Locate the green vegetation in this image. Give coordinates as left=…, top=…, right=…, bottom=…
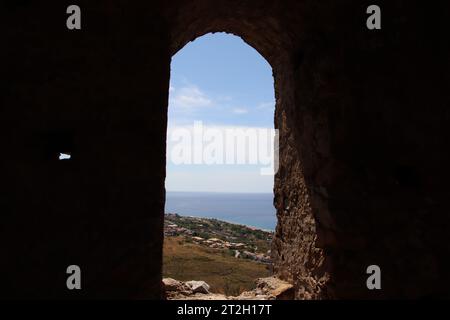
left=165, top=213, right=273, bottom=253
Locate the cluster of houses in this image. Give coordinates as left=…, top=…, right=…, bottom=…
left=164, top=223, right=193, bottom=237
left=164, top=222, right=271, bottom=264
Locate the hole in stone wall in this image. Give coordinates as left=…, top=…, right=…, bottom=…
left=163, top=32, right=276, bottom=299
left=58, top=153, right=71, bottom=160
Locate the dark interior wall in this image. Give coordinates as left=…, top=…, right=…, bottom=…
left=1, top=1, right=170, bottom=298
left=332, top=1, right=450, bottom=299
left=294, top=1, right=450, bottom=299
left=1, top=0, right=449, bottom=299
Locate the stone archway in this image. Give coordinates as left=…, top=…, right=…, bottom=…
left=2, top=1, right=449, bottom=299
left=164, top=1, right=332, bottom=299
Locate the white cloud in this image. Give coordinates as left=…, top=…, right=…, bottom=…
left=169, top=85, right=212, bottom=110
left=232, top=107, right=249, bottom=114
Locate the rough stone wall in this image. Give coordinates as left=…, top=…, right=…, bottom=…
left=270, top=1, right=450, bottom=299
left=1, top=0, right=449, bottom=299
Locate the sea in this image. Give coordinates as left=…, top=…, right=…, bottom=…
left=165, top=191, right=277, bottom=231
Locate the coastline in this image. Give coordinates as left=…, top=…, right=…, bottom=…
left=178, top=213, right=275, bottom=233
left=165, top=191, right=277, bottom=231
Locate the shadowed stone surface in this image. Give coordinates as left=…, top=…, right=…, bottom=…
left=1, top=0, right=449, bottom=299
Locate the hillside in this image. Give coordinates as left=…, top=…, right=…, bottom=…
left=163, top=214, right=274, bottom=295
left=163, top=237, right=272, bottom=296
left=165, top=213, right=273, bottom=261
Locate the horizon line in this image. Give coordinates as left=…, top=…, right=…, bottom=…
left=166, top=190, right=273, bottom=195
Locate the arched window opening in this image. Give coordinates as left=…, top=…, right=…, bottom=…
left=163, top=33, right=277, bottom=298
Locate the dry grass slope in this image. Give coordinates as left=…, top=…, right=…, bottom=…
left=163, top=237, right=271, bottom=296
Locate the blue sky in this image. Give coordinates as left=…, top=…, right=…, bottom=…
left=165, top=33, right=275, bottom=193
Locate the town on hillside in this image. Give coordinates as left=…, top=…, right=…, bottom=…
left=164, top=213, right=273, bottom=264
